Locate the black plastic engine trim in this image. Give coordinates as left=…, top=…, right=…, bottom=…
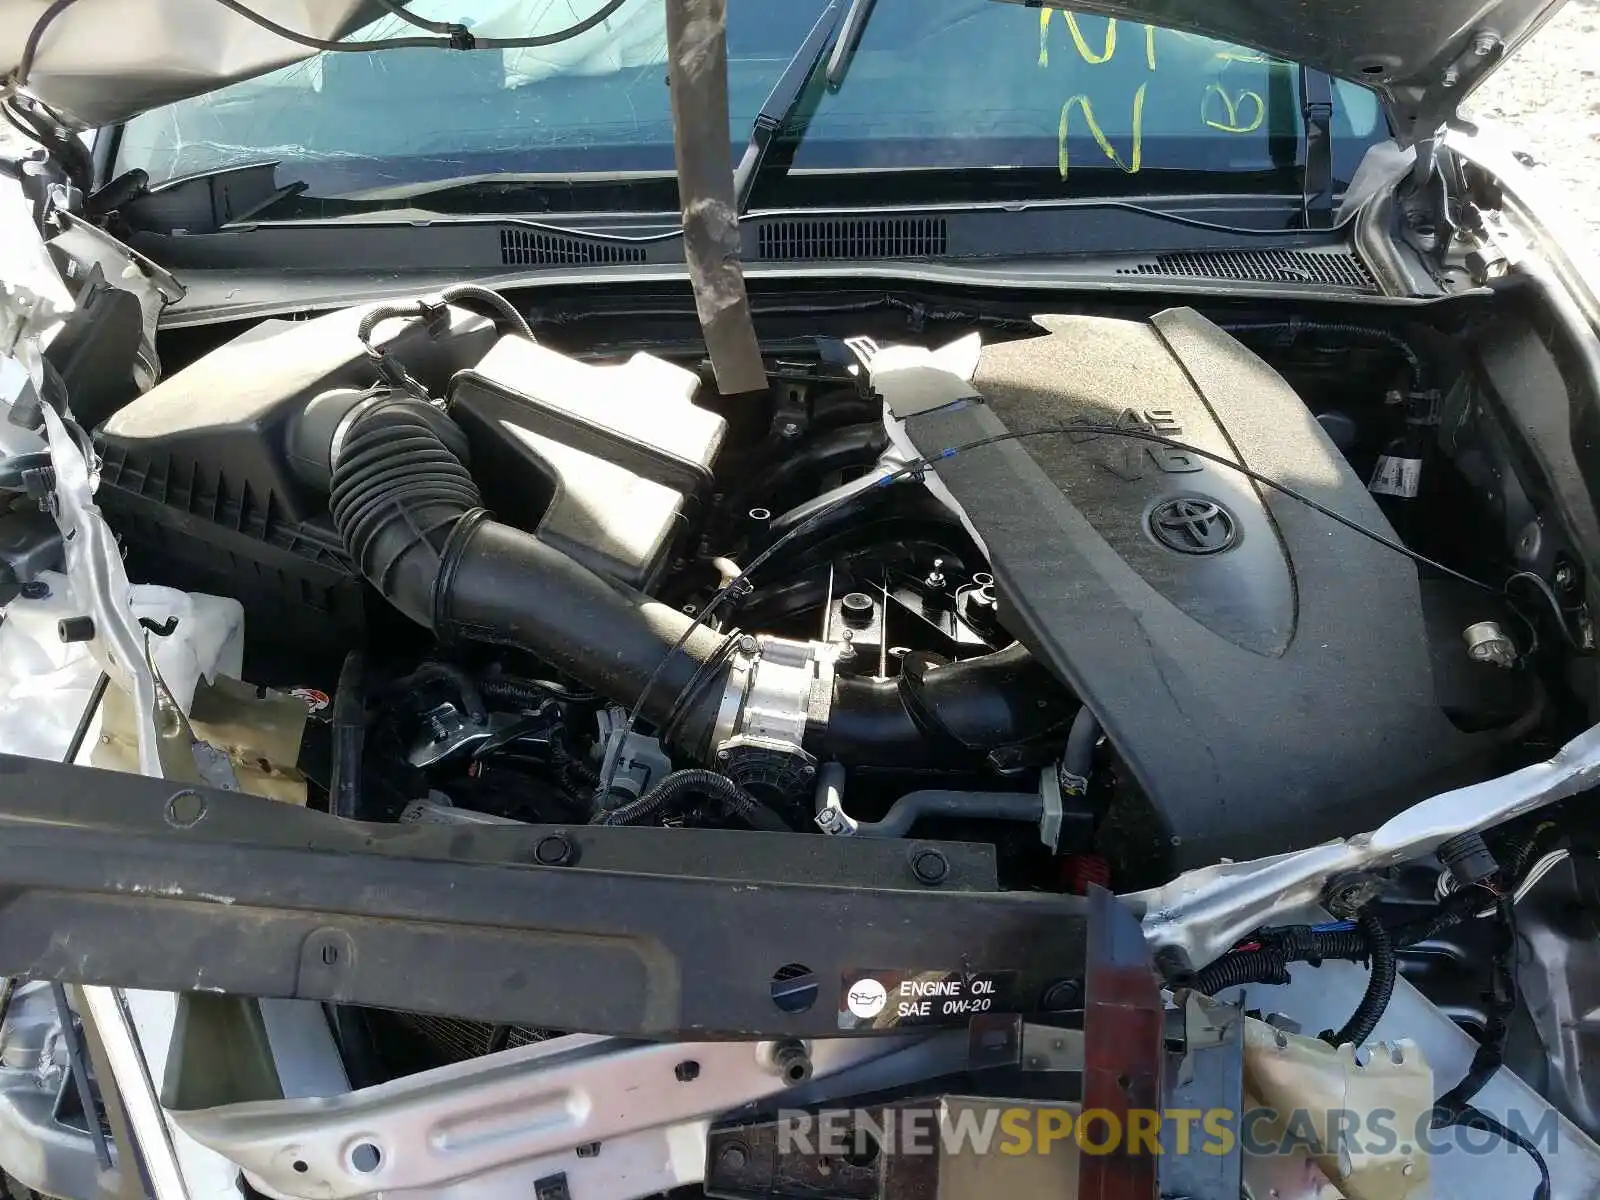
left=897, top=308, right=1497, bottom=871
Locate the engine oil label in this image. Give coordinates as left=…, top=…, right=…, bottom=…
left=839, top=968, right=1020, bottom=1030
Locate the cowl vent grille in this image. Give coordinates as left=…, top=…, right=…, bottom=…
left=500, top=228, right=647, bottom=266
left=757, top=216, right=948, bottom=261
left=1115, top=247, right=1377, bottom=291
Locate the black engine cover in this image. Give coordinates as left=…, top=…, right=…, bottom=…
left=881, top=309, right=1494, bottom=871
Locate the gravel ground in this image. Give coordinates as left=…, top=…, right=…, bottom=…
left=0, top=9, right=1597, bottom=240
left=1470, top=0, right=1600, bottom=248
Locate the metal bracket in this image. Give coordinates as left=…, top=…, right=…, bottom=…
left=1134, top=719, right=1600, bottom=970
left=169, top=1033, right=932, bottom=1200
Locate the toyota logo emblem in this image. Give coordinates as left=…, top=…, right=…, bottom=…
left=1149, top=497, right=1237, bottom=555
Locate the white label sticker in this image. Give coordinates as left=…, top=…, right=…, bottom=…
left=1369, top=455, right=1422, bottom=498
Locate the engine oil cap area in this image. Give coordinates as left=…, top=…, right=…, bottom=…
left=839, top=968, right=1021, bottom=1031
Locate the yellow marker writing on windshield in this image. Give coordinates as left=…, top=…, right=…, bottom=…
left=1039, top=11, right=1158, bottom=70
left=1065, top=13, right=1117, bottom=63
left=1040, top=10, right=1124, bottom=67
left=1201, top=83, right=1265, bottom=133
left=1058, top=82, right=1146, bottom=178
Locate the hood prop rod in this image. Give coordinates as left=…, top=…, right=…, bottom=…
left=664, top=0, right=768, bottom=396
left=1300, top=64, right=1335, bottom=229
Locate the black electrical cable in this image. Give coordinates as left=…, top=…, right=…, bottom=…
left=370, top=0, right=468, bottom=36
left=1190, top=922, right=1373, bottom=996
left=357, top=285, right=533, bottom=364
left=1226, top=320, right=1426, bottom=394
left=438, top=283, right=535, bottom=342
left=1436, top=895, right=1519, bottom=1113
left=478, top=675, right=597, bottom=707
left=1324, top=910, right=1397, bottom=1048
left=1507, top=571, right=1581, bottom=649
left=1434, top=1105, right=1551, bottom=1200
left=1423, top=893, right=1550, bottom=1199
left=0, top=97, right=89, bottom=188
left=0, top=102, right=38, bottom=147
left=7, top=0, right=78, bottom=91
left=8, top=0, right=633, bottom=90
left=601, top=418, right=1504, bottom=795
left=205, top=0, right=632, bottom=54
left=593, top=768, right=792, bottom=831
left=1193, top=948, right=1291, bottom=993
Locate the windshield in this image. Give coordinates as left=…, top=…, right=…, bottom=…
left=112, top=0, right=1385, bottom=208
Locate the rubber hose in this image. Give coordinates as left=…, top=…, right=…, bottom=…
left=819, top=643, right=1075, bottom=767
left=848, top=789, right=1043, bottom=838
left=328, top=398, right=733, bottom=745
left=329, top=397, right=482, bottom=628
left=1064, top=705, right=1099, bottom=782
left=1326, top=912, right=1397, bottom=1048
left=329, top=651, right=366, bottom=820
left=594, top=769, right=791, bottom=831
left=438, top=518, right=730, bottom=738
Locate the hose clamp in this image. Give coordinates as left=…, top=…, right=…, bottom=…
left=432, top=508, right=494, bottom=640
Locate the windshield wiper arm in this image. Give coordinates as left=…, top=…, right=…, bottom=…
left=731, top=0, right=877, bottom=214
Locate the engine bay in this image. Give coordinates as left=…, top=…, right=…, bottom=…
left=75, top=291, right=1562, bottom=883
left=3, top=277, right=1600, bottom=1199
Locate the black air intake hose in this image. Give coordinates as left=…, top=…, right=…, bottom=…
left=330, top=397, right=1073, bottom=764
left=328, top=397, right=480, bottom=629
left=329, top=397, right=729, bottom=742
left=817, top=643, right=1075, bottom=767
